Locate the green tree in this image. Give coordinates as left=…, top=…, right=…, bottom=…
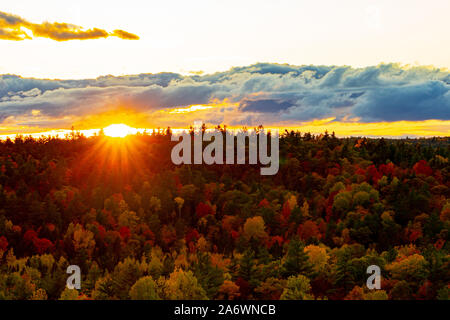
left=238, top=249, right=261, bottom=288
left=192, top=252, right=224, bottom=298
left=281, top=238, right=312, bottom=278
left=92, top=275, right=115, bottom=300
left=59, top=288, right=79, bottom=300
left=111, top=258, right=144, bottom=299
left=129, top=276, right=160, bottom=300
left=280, top=275, right=313, bottom=300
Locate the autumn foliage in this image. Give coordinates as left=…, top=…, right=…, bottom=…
left=0, top=130, right=448, bottom=300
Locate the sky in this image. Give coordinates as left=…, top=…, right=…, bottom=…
left=0, top=0, right=449, bottom=137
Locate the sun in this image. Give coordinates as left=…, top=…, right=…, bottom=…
left=103, top=124, right=135, bottom=138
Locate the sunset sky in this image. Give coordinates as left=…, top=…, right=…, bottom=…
left=0, top=0, right=449, bottom=137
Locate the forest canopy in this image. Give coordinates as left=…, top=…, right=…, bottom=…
left=0, top=129, right=449, bottom=300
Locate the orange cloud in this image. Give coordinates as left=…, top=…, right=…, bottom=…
left=0, top=28, right=31, bottom=40
left=111, top=29, right=140, bottom=40
left=0, top=11, right=139, bottom=41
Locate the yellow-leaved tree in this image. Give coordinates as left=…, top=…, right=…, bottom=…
left=304, top=245, right=329, bottom=274
left=280, top=275, right=313, bottom=300
left=243, top=216, right=268, bottom=242
left=160, top=268, right=207, bottom=300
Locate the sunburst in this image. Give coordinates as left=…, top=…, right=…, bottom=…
left=103, top=124, right=136, bottom=138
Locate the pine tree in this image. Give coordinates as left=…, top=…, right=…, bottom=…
left=192, top=252, right=224, bottom=298
left=334, top=251, right=357, bottom=293
left=281, top=238, right=313, bottom=278
left=238, top=249, right=260, bottom=288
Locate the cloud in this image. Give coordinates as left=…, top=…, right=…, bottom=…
left=111, top=29, right=140, bottom=40
left=0, top=11, right=139, bottom=41
left=239, top=99, right=294, bottom=113
left=0, top=28, right=30, bottom=40
left=0, top=63, right=448, bottom=132
left=353, top=80, right=450, bottom=121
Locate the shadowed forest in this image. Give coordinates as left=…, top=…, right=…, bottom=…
left=0, top=129, right=449, bottom=300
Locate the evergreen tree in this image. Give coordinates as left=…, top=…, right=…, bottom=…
left=191, top=252, right=224, bottom=298
left=281, top=238, right=313, bottom=278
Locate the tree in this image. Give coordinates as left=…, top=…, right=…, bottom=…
left=69, top=223, right=96, bottom=260
left=280, top=275, right=313, bottom=300
left=390, top=280, right=413, bottom=300
left=344, top=285, right=365, bottom=300
left=192, top=252, right=224, bottom=298
left=436, top=286, right=449, bottom=300
left=31, top=288, right=48, bottom=300
left=85, top=262, right=102, bottom=293
left=174, top=197, right=184, bottom=219
left=440, top=201, right=450, bottom=222
left=59, top=288, right=80, bottom=300
left=161, top=268, right=208, bottom=300
left=300, top=200, right=311, bottom=220
left=413, top=160, right=432, bottom=176
left=217, top=280, right=240, bottom=300
left=364, top=290, right=388, bottom=300
left=0, top=272, right=35, bottom=299
left=237, top=249, right=260, bottom=288
left=298, top=220, right=321, bottom=242
left=92, top=275, right=115, bottom=300
left=243, top=216, right=268, bottom=242
left=334, top=249, right=357, bottom=293
left=254, top=277, right=285, bottom=300
left=332, top=191, right=352, bottom=215
left=0, top=236, right=8, bottom=253
left=281, top=238, right=313, bottom=278
left=118, top=210, right=139, bottom=229
left=111, top=258, right=144, bottom=299
left=196, top=202, right=214, bottom=219
left=304, top=245, right=329, bottom=274
left=148, top=248, right=164, bottom=279
left=129, top=276, right=160, bottom=300
left=353, top=191, right=370, bottom=207
left=386, top=254, right=429, bottom=282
